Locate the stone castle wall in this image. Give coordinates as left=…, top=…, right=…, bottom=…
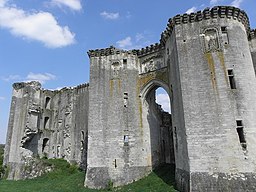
left=4, top=82, right=89, bottom=179
left=4, top=5, right=256, bottom=192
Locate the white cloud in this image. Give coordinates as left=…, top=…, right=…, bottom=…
left=116, top=36, right=132, bottom=49
left=100, top=11, right=120, bottom=20
left=0, top=1, right=75, bottom=48
left=116, top=32, right=152, bottom=50
left=0, top=96, right=5, bottom=100
left=50, top=0, right=82, bottom=11
left=210, top=0, right=221, bottom=5
left=156, top=93, right=171, bottom=113
left=26, top=72, right=56, bottom=84
left=135, top=33, right=144, bottom=42
left=186, top=6, right=197, bottom=14
left=2, top=75, right=21, bottom=82
left=231, top=0, right=243, bottom=7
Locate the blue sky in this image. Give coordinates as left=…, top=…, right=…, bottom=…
left=0, top=0, right=255, bottom=144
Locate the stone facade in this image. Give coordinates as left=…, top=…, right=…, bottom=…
left=4, top=82, right=89, bottom=179
left=4, top=5, right=256, bottom=192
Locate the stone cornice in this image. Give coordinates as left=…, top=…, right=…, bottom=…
left=88, top=46, right=137, bottom=57
left=160, top=6, right=250, bottom=45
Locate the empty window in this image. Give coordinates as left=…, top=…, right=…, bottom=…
left=123, top=59, right=127, bottom=64
left=236, top=120, right=246, bottom=150
left=124, top=93, right=128, bottom=107
left=44, top=117, right=50, bottom=129
left=42, top=138, right=49, bottom=153
left=124, top=135, right=129, bottom=146
left=227, top=69, right=236, bottom=89
left=114, top=159, right=117, bottom=168
left=221, top=26, right=227, bottom=33
left=45, top=97, right=51, bottom=109
left=221, top=26, right=229, bottom=45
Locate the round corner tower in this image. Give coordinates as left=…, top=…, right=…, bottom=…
left=162, top=6, right=256, bottom=191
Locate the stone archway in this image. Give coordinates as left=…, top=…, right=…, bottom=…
left=139, top=79, right=175, bottom=170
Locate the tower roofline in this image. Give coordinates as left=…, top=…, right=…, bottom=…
left=87, top=6, right=251, bottom=58
left=160, top=6, right=250, bottom=45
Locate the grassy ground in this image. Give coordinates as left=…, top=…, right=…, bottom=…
left=0, top=158, right=177, bottom=192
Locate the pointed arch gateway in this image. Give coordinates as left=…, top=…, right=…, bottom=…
left=139, top=78, right=175, bottom=170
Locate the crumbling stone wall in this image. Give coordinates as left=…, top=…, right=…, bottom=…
left=4, top=82, right=89, bottom=180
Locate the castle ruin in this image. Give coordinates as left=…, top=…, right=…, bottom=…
left=4, top=6, right=256, bottom=192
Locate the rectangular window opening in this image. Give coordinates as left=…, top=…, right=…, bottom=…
left=227, top=69, right=236, bottom=89
left=124, top=93, right=128, bottom=107
left=114, top=159, right=117, bottom=168
left=221, top=26, right=229, bottom=45
left=236, top=120, right=247, bottom=150
left=124, top=135, right=129, bottom=146
left=123, top=59, right=127, bottom=64
left=221, top=26, right=227, bottom=33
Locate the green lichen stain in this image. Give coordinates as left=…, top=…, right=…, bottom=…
left=118, top=79, right=121, bottom=94
left=217, top=52, right=228, bottom=85
left=205, top=52, right=218, bottom=94
left=110, top=79, right=113, bottom=97
left=136, top=77, right=143, bottom=138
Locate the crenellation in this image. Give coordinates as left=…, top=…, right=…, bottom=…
left=160, top=6, right=250, bottom=46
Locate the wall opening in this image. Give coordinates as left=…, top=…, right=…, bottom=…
left=227, top=69, right=236, bottom=89
left=142, top=84, right=174, bottom=169
left=45, top=97, right=51, bottom=109
left=44, top=117, right=50, bottom=129
left=42, top=138, right=49, bottom=154
left=236, top=120, right=247, bottom=150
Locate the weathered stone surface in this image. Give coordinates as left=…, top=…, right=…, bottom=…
left=4, top=5, right=256, bottom=192
left=4, top=83, right=89, bottom=180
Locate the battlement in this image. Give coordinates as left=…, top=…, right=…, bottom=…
left=88, top=46, right=137, bottom=57
left=135, top=43, right=164, bottom=57
left=160, top=6, right=250, bottom=45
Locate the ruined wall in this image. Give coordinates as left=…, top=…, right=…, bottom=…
left=4, top=82, right=89, bottom=179
left=4, top=82, right=41, bottom=179
left=162, top=6, right=256, bottom=191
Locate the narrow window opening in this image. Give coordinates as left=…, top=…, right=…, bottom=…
left=221, top=26, right=229, bottom=45
left=45, top=97, right=51, bottom=109
left=227, top=69, right=236, bottom=89
left=42, top=138, right=49, bottom=153
left=123, top=59, right=127, bottom=64
left=124, top=135, right=129, bottom=146
left=44, top=117, right=50, bottom=129
left=81, top=131, right=85, bottom=140
left=124, top=92, right=128, bottom=107
left=236, top=120, right=247, bottom=150
left=114, top=159, right=117, bottom=168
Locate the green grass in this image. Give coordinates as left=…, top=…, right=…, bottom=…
left=0, top=158, right=177, bottom=192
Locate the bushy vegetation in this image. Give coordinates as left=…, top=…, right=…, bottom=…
left=0, top=144, right=5, bottom=177
left=0, top=158, right=177, bottom=192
